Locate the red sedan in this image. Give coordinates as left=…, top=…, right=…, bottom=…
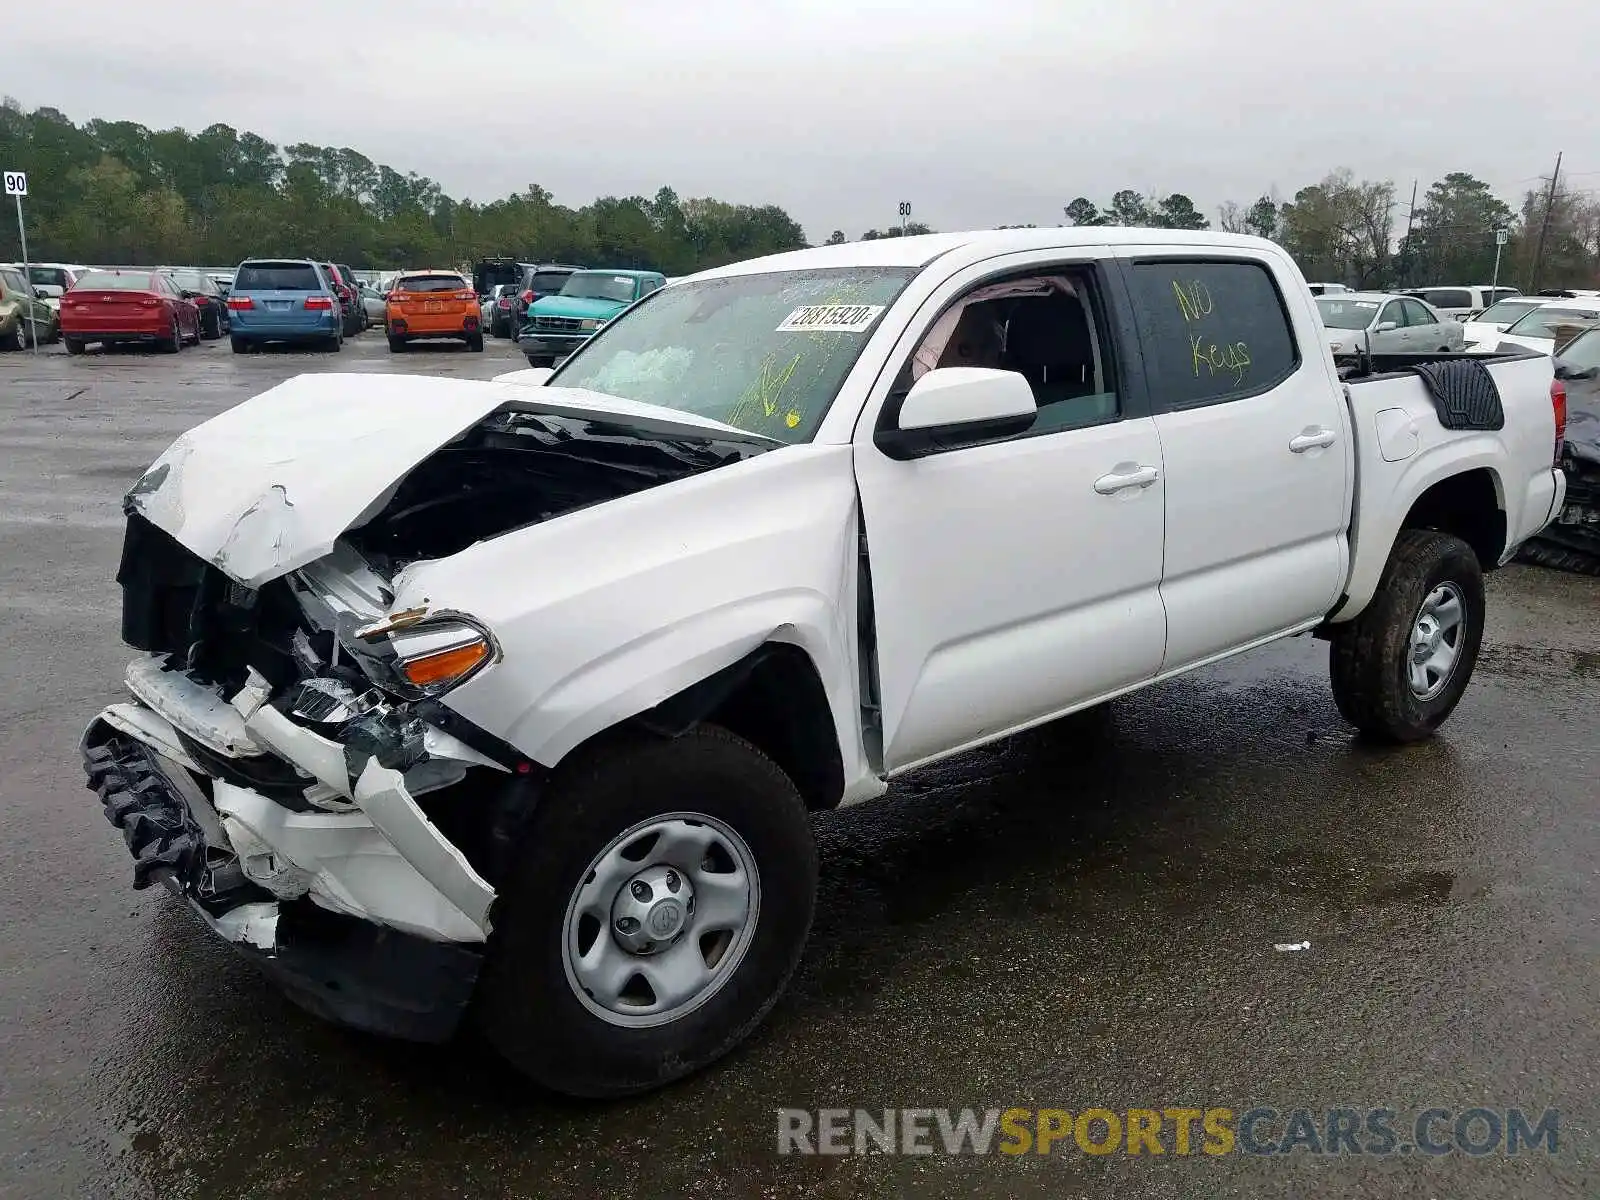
left=60, top=269, right=202, bottom=355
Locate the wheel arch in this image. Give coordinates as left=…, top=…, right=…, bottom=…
left=1330, top=455, right=1508, bottom=623
left=630, top=642, right=847, bottom=812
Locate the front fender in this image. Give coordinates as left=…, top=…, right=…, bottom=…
left=399, top=444, right=877, bottom=796
left=504, top=591, right=860, bottom=773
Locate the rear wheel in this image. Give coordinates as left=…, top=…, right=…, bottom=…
left=476, top=726, right=817, bottom=1098
left=1329, top=529, right=1485, bottom=743
left=229, top=335, right=250, bottom=354
left=161, top=316, right=182, bottom=353
left=64, top=336, right=85, bottom=356
left=387, top=334, right=406, bottom=353
left=468, top=333, right=484, bottom=352
left=326, top=334, right=342, bottom=352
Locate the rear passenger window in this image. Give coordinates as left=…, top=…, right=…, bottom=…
left=1127, top=260, right=1299, bottom=408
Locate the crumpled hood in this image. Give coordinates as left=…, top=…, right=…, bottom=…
left=126, top=372, right=767, bottom=588
left=528, top=294, right=625, bottom=320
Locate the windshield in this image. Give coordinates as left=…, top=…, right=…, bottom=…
left=551, top=266, right=918, bottom=443
left=1475, top=299, right=1544, bottom=327
left=560, top=272, right=640, bottom=303
left=1317, top=298, right=1380, bottom=330
left=1502, top=306, right=1600, bottom=340
left=75, top=272, right=157, bottom=291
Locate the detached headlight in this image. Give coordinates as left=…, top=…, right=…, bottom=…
left=352, top=611, right=497, bottom=697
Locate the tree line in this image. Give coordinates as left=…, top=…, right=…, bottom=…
left=0, top=100, right=808, bottom=273
left=1062, top=171, right=1599, bottom=292
left=3, top=99, right=1596, bottom=291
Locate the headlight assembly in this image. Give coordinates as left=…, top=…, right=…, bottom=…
left=350, top=611, right=498, bottom=697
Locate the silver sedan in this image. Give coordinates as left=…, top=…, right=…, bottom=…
left=1318, top=291, right=1465, bottom=359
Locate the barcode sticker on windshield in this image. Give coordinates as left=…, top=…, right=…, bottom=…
left=777, top=304, right=885, bottom=333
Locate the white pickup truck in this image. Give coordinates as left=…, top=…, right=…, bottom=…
left=82, top=229, right=1568, bottom=1098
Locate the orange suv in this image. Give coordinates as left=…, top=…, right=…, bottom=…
left=386, top=270, right=484, bottom=352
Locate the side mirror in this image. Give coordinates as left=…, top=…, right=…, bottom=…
left=873, top=367, right=1037, bottom=460
left=1375, top=321, right=1397, bottom=333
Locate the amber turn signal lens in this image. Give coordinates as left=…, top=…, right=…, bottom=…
left=399, top=639, right=489, bottom=688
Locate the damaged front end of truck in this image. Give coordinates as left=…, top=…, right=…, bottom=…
left=81, top=373, right=772, bottom=1039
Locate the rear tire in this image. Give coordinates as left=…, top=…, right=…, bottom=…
left=162, top=316, right=182, bottom=353
left=1329, top=529, right=1485, bottom=743
left=476, top=726, right=817, bottom=1098
left=64, top=336, right=85, bottom=356
left=229, top=335, right=250, bottom=354
left=468, top=334, right=484, bottom=352
left=387, top=334, right=406, bottom=353
left=326, top=334, right=342, bottom=352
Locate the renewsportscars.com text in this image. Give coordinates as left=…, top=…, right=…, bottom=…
left=777, top=1106, right=1559, bottom=1157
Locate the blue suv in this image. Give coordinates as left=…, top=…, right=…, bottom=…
left=228, top=259, right=343, bottom=352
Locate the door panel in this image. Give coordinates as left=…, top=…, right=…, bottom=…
left=852, top=250, right=1167, bottom=772
left=1374, top=300, right=1408, bottom=352
left=1116, top=252, right=1350, bottom=671
left=856, top=420, right=1166, bottom=770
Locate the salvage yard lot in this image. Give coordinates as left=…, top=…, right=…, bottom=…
left=1, top=337, right=1597, bottom=1198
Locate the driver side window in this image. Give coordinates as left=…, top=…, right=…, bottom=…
left=897, top=268, right=1120, bottom=436
left=1379, top=301, right=1404, bottom=327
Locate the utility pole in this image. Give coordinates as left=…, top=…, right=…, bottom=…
left=1400, top=178, right=1418, bottom=287
left=1530, top=151, right=1563, bottom=293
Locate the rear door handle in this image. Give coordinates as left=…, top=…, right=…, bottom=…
left=1093, top=464, right=1160, bottom=494
left=1289, top=428, right=1338, bottom=453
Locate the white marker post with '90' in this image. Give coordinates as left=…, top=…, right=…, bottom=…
left=4, top=170, right=36, bottom=354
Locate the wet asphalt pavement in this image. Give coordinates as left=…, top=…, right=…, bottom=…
left=1, top=333, right=1596, bottom=1199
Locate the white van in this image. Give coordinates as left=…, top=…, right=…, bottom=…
left=1401, top=285, right=1520, bottom=322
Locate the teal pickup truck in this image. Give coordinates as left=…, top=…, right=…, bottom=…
left=517, top=268, right=666, bottom=366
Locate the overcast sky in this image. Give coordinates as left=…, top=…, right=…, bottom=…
left=8, top=0, right=1596, bottom=240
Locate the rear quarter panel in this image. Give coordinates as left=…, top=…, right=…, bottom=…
left=1331, top=353, right=1560, bottom=621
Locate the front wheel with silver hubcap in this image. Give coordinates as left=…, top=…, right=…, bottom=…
left=563, top=812, right=759, bottom=1027
left=1330, top=529, right=1485, bottom=743
left=476, top=725, right=816, bottom=1098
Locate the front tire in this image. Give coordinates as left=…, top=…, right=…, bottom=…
left=1329, top=529, right=1485, bottom=743
left=476, top=726, right=817, bottom=1098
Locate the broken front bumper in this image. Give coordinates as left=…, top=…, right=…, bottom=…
left=81, top=726, right=482, bottom=1041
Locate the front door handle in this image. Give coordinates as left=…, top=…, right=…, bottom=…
left=1093, top=464, right=1160, bottom=494
left=1289, top=427, right=1338, bottom=453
